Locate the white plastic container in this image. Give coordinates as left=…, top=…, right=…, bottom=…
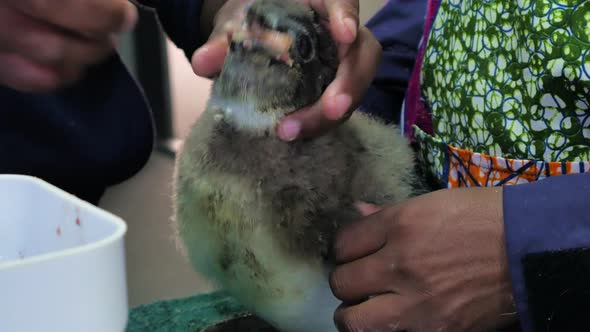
left=0, top=175, right=128, bottom=332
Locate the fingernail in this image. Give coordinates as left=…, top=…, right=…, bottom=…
left=355, top=202, right=381, bottom=216
left=279, top=119, right=301, bottom=141
left=122, top=4, right=139, bottom=32
left=192, top=45, right=213, bottom=68
left=326, top=94, right=352, bottom=120
left=335, top=94, right=352, bottom=109
left=194, top=46, right=209, bottom=59
left=342, top=17, right=357, bottom=41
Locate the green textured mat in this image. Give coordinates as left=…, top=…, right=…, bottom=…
left=126, top=291, right=277, bottom=332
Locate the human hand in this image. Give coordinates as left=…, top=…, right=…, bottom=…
left=0, top=0, right=137, bottom=92
left=330, top=188, right=518, bottom=332
left=191, top=0, right=381, bottom=141
left=277, top=25, right=381, bottom=141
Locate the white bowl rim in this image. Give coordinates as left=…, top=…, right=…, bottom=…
left=0, top=174, right=127, bottom=271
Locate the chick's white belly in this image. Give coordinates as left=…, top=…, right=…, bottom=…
left=242, top=263, right=340, bottom=332
left=175, top=188, right=339, bottom=331
left=216, top=226, right=340, bottom=332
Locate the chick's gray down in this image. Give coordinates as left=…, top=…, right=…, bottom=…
left=173, top=1, right=424, bottom=331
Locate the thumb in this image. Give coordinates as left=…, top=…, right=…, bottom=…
left=276, top=93, right=352, bottom=141
left=191, top=35, right=228, bottom=78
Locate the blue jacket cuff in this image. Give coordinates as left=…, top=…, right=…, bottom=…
left=359, top=86, right=405, bottom=124
left=503, top=173, right=590, bottom=332
left=153, top=0, right=205, bottom=60
left=360, top=0, right=426, bottom=125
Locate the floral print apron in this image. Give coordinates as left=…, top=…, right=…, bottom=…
left=405, top=0, right=590, bottom=188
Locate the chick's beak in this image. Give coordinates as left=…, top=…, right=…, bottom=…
left=227, top=20, right=294, bottom=67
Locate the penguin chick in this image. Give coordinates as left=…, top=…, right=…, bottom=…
left=173, top=1, right=424, bottom=331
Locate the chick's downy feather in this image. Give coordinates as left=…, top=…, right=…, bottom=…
left=173, top=1, right=424, bottom=331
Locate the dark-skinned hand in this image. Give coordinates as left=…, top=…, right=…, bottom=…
left=331, top=188, right=518, bottom=332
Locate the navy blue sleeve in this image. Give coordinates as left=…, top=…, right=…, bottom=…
left=150, top=0, right=206, bottom=60
left=0, top=54, right=154, bottom=205
left=503, top=173, right=590, bottom=332
left=360, top=0, right=427, bottom=124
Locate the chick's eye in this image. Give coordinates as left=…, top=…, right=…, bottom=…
left=256, top=16, right=270, bottom=29
left=295, top=35, right=313, bottom=61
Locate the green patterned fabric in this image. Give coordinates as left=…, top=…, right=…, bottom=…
left=420, top=0, right=590, bottom=163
